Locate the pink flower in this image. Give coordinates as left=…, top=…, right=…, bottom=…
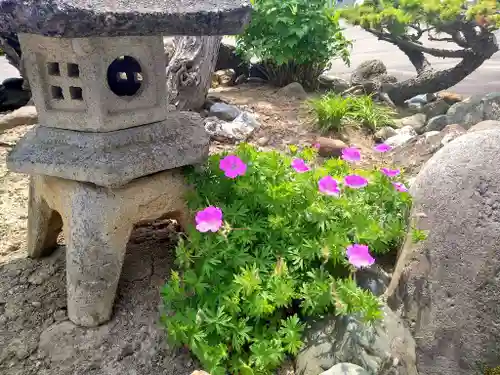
left=291, top=158, right=310, bottom=173
left=381, top=168, right=400, bottom=177
left=344, top=175, right=368, bottom=189
left=312, top=143, right=321, bottom=149
left=393, top=182, right=408, bottom=192
left=341, top=147, right=361, bottom=162
left=195, top=206, right=223, bottom=233
left=318, top=176, right=341, bottom=196
left=219, top=155, right=247, bottom=179
left=373, top=143, right=392, bottom=153
left=346, top=244, right=375, bottom=268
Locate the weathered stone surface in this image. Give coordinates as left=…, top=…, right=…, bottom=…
left=7, top=112, right=209, bottom=188
left=318, top=75, right=350, bottom=93
left=209, top=102, right=241, bottom=121
left=30, top=168, right=190, bottom=327
left=440, top=124, right=466, bottom=145
left=386, top=129, right=500, bottom=375
left=0, top=0, right=252, bottom=37
left=394, top=113, right=427, bottom=134
left=424, top=114, right=449, bottom=132
left=468, top=119, right=500, bottom=132
left=355, top=264, right=391, bottom=297
left=385, top=125, right=417, bottom=148
left=392, top=125, right=465, bottom=177
left=374, top=126, right=397, bottom=142
left=446, top=92, right=500, bottom=130
left=277, top=82, right=308, bottom=100
left=0, top=105, right=37, bottom=133
left=319, top=363, right=369, bottom=375
left=296, top=305, right=417, bottom=375
left=350, top=59, right=387, bottom=85
left=316, top=137, right=348, bottom=158
left=204, top=111, right=259, bottom=141
left=421, top=98, right=450, bottom=119
left=392, top=132, right=442, bottom=177
left=20, top=34, right=169, bottom=132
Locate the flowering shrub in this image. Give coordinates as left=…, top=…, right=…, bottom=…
left=161, top=143, right=411, bottom=375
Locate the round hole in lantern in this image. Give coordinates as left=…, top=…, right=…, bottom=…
left=106, top=56, right=143, bottom=97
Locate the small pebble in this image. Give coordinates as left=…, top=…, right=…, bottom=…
left=257, top=136, right=270, bottom=146
left=31, top=301, right=41, bottom=308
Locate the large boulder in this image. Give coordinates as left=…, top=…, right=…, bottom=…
left=295, top=304, right=417, bottom=375
left=387, top=128, right=500, bottom=375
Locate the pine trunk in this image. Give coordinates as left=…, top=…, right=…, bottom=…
left=166, top=36, right=222, bottom=111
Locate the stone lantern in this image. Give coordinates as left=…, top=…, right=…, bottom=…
left=0, top=0, right=251, bottom=327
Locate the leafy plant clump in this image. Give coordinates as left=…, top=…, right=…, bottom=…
left=162, top=144, right=411, bottom=375
left=308, top=93, right=396, bottom=133
left=236, top=0, right=352, bottom=89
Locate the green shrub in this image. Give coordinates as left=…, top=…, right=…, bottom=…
left=308, top=93, right=396, bottom=133
left=161, top=144, right=411, bottom=375
left=236, top=0, right=351, bottom=89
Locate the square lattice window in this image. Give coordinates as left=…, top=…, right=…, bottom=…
left=47, top=62, right=60, bottom=76
left=67, top=63, right=80, bottom=78
left=69, top=86, right=83, bottom=100
left=50, top=86, right=64, bottom=100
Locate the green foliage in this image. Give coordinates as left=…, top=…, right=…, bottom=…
left=236, top=0, right=352, bottom=89
left=162, top=144, right=411, bottom=375
left=308, top=93, right=395, bottom=133
left=485, top=366, right=500, bottom=375
left=411, top=227, right=428, bottom=243
left=341, top=0, right=499, bottom=36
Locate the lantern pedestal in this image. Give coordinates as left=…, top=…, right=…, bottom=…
left=27, top=170, right=190, bottom=327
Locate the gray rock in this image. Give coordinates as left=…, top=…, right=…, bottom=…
left=374, top=126, right=397, bottom=142
left=468, top=119, right=500, bottom=132
left=204, top=111, right=260, bottom=141
left=440, top=124, right=466, bottom=146
left=351, top=59, right=387, bottom=85
left=209, top=102, right=241, bottom=121
left=0, top=0, right=252, bottom=37
left=406, top=93, right=436, bottom=107
left=395, top=113, right=427, bottom=134
left=320, top=363, right=369, bottom=375
left=295, top=304, right=417, bottom=375
left=387, top=128, right=500, bottom=375
left=355, top=265, right=391, bottom=297
left=446, top=95, right=485, bottom=129
left=256, top=136, right=270, bottom=146
left=7, top=111, right=209, bottom=188
left=277, top=82, right=308, bottom=100
left=385, top=125, right=418, bottom=148
left=446, top=92, right=500, bottom=130
left=425, top=114, right=449, bottom=132
left=421, top=98, right=450, bottom=119
left=392, top=130, right=445, bottom=177
left=319, top=75, right=350, bottom=93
